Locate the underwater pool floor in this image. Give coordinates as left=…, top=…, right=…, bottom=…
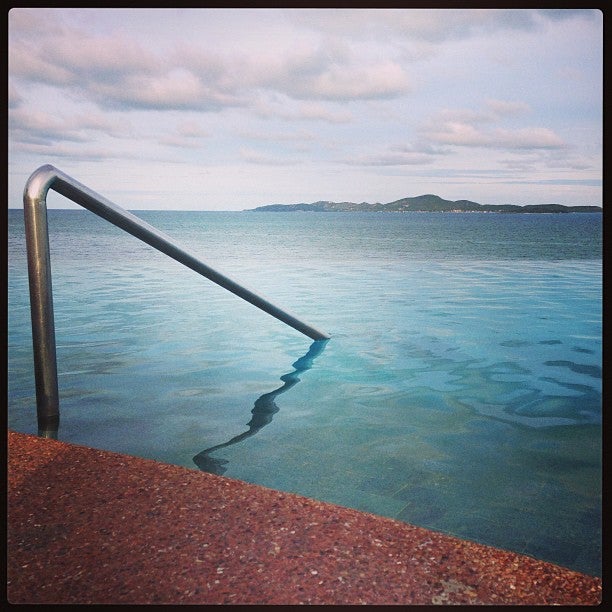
left=7, top=431, right=601, bottom=605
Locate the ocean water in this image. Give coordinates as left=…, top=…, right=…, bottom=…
left=8, top=208, right=602, bottom=576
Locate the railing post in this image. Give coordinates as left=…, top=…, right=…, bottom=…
left=23, top=169, right=60, bottom=436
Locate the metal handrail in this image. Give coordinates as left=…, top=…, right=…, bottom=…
left=23, top=164, right=330, bottom=434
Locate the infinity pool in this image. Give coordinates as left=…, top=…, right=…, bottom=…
left=8, top=209, right=602, bottom=575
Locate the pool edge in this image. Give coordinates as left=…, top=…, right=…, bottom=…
left=7, top=430, right=602, bottom=605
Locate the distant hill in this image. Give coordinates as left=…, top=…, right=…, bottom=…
left=249, top=194, right=602, bottom=213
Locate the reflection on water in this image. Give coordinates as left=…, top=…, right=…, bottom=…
left=193, top=339, right=328, bottom=475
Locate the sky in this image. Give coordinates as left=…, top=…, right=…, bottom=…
left=8, top=7, right=603, bottom=210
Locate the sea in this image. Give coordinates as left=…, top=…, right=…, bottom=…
left=7, top=207, right=602, bottom=576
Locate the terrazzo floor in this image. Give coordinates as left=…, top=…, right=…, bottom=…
left=6, top=430, right=602, bottom=605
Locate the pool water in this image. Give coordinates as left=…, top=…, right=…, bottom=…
left=8, top=208, right=602, bottom=576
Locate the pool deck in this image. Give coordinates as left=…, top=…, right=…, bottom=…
left=7, top=430, right=602, bottom=605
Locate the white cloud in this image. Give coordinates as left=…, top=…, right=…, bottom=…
left=245, top=36, right=411, bottom=100
left=9, top=107, right=130, bottom=145
left=421, top=102, right=565, bottom=151
left=92, top=69, right=245, bottom=112
left=10, top=46, right=74, bottom=86
left=287, top=60, right=410, bottom=101
left=425, top=121, right=565, bottom=150
left=9, top=19, right=157, bottom=87
left=490, top=127, right=565, bottom=150
left=9, top=9, right=409, bottom=115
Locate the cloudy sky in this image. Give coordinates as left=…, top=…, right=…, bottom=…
left=8, top=8, right=602, bottom=210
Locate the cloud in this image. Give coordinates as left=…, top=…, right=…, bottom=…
left=431, top=100, right=530, bottom=127
left=485, top=99, right=531, bottom=117
left=505, top=178, right=601, bottom=187
left=287, top=8, right=597, bottom=44
left=9, top=17, right=158, bottom=88
left=89, top=69, right=245, bottom=112
left=9, top=9, right=410, bottom=118
left=499, top=149, right=597, bottom=172
left=490, top=128, right=565, bottom=149
left=421, top=102, right=565, bottom=151
left=10, top=45, right=75, bottom=86
left=9, top=12, right=245, bottom=113
left=341, top=144, right=438, bottom=166
left=257, top=40, right=410, bottom=100
left=210, top=33, right=412, bottom=102
left=157, top=120, right=210, bottom=149
left=273, top=38, right=410, bottom=101
left=9, top=107, right=130, bottom=145
left=287, top=60, right=410, bottom=101
left=10, top=140, right=138, bottom=162
left=176, top=120, right=209, bottom=139
left=10, top=109, right=82, bottom=145
left=426, top=122, right=565, bottom=149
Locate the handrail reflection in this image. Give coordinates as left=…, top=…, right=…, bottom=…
left=193, top=339, right=328, bottom=475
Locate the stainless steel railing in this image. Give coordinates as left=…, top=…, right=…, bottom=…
left=23, top=164, right=330, bottom=435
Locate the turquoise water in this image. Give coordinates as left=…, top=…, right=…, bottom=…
left=8, top=209, right=602, bottom=576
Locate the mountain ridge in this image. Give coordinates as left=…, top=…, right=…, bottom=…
left=248, top=194, right=602, bottom=213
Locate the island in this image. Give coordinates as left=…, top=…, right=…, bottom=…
left=248, top=194, right=602, bottom=214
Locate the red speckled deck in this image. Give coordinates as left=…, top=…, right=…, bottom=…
left=7, top=431, right=602, bottom=605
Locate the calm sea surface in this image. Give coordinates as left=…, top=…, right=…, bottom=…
left=8, top=209, right=602, bottom=576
